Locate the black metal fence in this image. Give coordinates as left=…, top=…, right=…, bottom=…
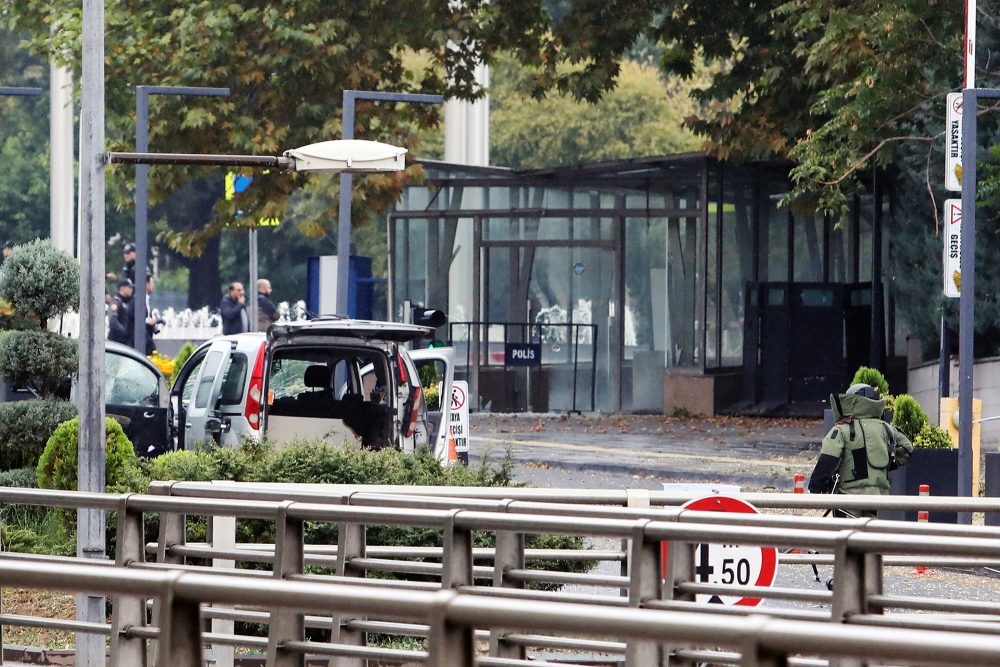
left=448, top=321, right=598, bottom=413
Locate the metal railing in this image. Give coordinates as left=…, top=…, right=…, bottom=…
left=3, top=485, right=1000, bottom=665
left=4, top=558, right=1000, bottom=666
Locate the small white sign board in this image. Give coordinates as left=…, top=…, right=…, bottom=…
left=943, top=199, right=962, bottom=298
left=946, top=93, right=963, bottom=192
left=449, top=381, right=470, bottom=461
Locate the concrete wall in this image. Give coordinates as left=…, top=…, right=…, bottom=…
left=664, top=371, right=742, bottom=417
left=908, top=356, right=1000, bottom=444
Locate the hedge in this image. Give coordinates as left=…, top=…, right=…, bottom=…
left=0, top=239, right=79, bottom=325
left=37, top=417, right=138, bottom=492
left=0, top=399, right=77, bottom=470
left=0, top=330, right=77, bottom=396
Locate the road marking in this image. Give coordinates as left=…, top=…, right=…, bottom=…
left=472, top=435, right=809, bottom=469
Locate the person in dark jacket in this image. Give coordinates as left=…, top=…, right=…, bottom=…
left=219, top=282, right=248, bottom=335
left=256, top=278, right=280, bottom=332
left=808, top=383, right=914, bottom=518
left=108, top=278, right=135, bottom=346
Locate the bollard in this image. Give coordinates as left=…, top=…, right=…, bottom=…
left=787, top=474, right=806, bottom=555
left=792, top=473, right=805, bottom=516
left=915, top=484, right=930, bottom=575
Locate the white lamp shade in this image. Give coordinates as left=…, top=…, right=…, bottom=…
left=283, top=139, right=407, bottom=173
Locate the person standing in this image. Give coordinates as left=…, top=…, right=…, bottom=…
left=219, top=281, right=249, bottom=335
left=256, top=278, right=280, bottom=332
left=808, top=383, right=914, bottom=518
left=143, top=273, right=160, bottom=355
left=105, top=242, right=137, bottom=283
left=108, top=278, right=135, bottom=346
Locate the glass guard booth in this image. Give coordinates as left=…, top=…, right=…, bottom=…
left=388, top=156, right=898, bottom=415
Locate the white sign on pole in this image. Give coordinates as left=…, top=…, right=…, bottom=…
left=946, top=93, right=963, bottom=192
left=449, top=381, right=470, bottom=463
left=944, top=199, right=962, bottom=298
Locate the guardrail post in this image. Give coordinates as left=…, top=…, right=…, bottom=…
left=830, top=531, right=881, bottom=667
left=157, top=574, right=202, bottom=667
left=267, top=501, right=305, bottom=667
left=623, top=489, right=650, bottom=596
left=330, top=520, right=366, bottom=667
left=662, top=533, right=695, bottom=667
left=427, top=591, right=473, bottom=667
left=151, top=485, right=186, bottom=664
left=110, top=495, right=147, bottom=667
left=741, top=619, right=787, bottom=667
left=208, top=514, right=236, bottom=667
left=489, top=501, right=525, bottom=660
left=442, top=510, right=472, bottom=589
left=627, top=520, right=663, bottom=666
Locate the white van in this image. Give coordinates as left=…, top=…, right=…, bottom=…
left=171, top=320, right=455, bottom=459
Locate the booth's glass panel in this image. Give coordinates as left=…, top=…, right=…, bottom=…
left=721, top=173, right=754, bottom=367
left=794, top=208, right=825, bottom=281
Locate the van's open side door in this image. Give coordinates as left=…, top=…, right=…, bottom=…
left=183, top=339, right=234, bottom=449
left=409, top=347, right=455, bottom=462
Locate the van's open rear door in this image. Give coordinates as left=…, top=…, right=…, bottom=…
left=183, top=339, right=234, bottom=449
left=409, top=347, right=455, bottom=463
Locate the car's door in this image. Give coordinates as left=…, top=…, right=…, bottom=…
left=183, top=339, right=234, bottom=449
left=169, top=344, right=209, bottom=450
left=105, top=349, right=170, bottom=457
left=406, top=347, right=455, bottom=460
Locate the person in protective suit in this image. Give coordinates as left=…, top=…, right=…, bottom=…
left=808, top=383, right=914, bottom=519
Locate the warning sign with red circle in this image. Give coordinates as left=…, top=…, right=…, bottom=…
left=665, top=495, right=778, bottom=607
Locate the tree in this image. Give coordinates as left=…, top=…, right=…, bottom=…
left=490, top=55, right=704, bottom=168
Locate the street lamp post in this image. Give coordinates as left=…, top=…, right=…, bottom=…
left=133, top=85, right=229, bottom=353
left=337, top=91, right=443, bottom=317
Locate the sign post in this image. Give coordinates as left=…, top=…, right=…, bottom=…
left=946, top=93, right=963, bottom=192
left=664, top=496, right=779, bottom=607
left=943, top=199, right=962, bottom=298
left=449, top=381, right=470, bottom=464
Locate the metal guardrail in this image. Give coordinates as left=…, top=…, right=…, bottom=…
left=3, top=485, right=1000, bottom=665
left=3, top=559, right=1000, bottom=667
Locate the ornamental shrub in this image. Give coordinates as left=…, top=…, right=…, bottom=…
left=37, top=417, right=138, bottom=491
left=891, top=394, right=927, bottom=441
left=913, top=423, right=953, bottom=449
left=169, top=342, right=196, bottom=387
left=0, top=398, right=77, bottom=470
left=850, top=366, right=890, bottom=398
left=0, top=330, right=77, bottom=396
left=0, top=239, right=79, bottom=326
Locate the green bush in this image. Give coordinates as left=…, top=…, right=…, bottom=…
left=170, top=342, right=196, bottom=387
left=850, top=366, right=890, bottom=398
left=891, top=394, right=927, bottom=441
left=37, top=417, right=139, bottom=491
left=0, top=465, right=38, bottom=488
left=0, top=330, right=77, bottom=396
left=0, top=239, right=79, bottom=326
left=0, top=399, right=77, bottom=470
left=913, top=423, right=953, bottom=449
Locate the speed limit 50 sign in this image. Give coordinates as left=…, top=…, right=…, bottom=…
left=666, top=495, right=779, bottom=607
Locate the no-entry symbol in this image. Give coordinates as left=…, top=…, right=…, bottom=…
left=663, top=495, right=779, bottom=607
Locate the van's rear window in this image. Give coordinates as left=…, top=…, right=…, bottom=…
left=218, top=353, right=248, bottom=405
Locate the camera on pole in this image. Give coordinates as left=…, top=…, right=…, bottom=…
left=409, top=304, right=447, bottom=348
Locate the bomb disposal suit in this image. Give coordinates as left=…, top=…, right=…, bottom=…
left=808, top=384, right=913, bottom=517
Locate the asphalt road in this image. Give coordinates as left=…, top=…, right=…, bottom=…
left=468, top=412, right=1000, bottom=627
left=469, top=413, right=820, bottom=491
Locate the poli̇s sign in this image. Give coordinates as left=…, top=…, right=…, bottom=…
left=504, top=343, right=542, bottom=367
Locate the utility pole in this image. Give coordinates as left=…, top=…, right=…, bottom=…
left=77, top=0, right=107, bottom=663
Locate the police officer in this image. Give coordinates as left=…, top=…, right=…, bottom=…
left=108, top=278, right=135, bottom=346
left=808, top=383, right=914, bottom=518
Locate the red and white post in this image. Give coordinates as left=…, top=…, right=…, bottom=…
left=915, top=484, right=931, bottom=574
left=792, top=473, right=805, bottom=517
